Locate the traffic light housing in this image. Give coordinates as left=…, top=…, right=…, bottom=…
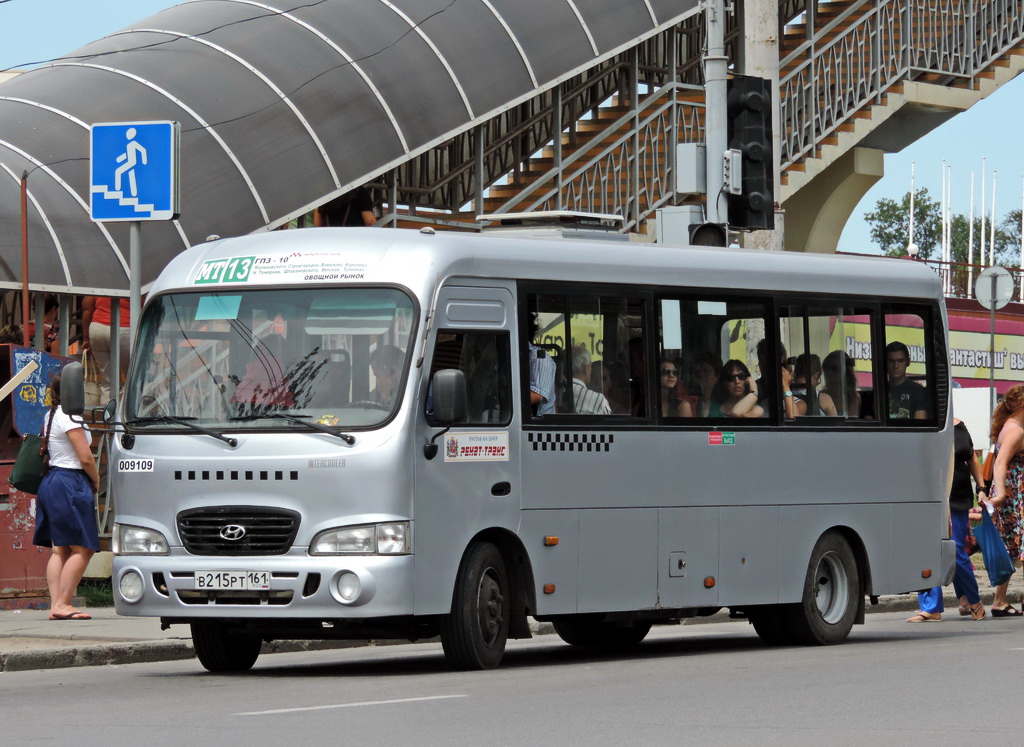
left=727, top=75, right=774, bottom=230
left=689, top=222, right=728, bottom=246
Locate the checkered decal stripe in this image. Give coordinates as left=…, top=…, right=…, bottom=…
left=528, top=433, right=614, bottom=452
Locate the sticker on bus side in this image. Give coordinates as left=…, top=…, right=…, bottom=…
left=444, top=432, right=510, bottom=462
left=118, top=458, right=156, bottom=472
left=707, top=432, right=735, bottom=445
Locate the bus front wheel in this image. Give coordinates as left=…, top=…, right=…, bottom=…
left=191, top=621, right=262, bottom=673
left=789, top=531, right=859, bottom=645
left=440, top=542, right=509, bottom=670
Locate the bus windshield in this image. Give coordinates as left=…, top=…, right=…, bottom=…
left=125, top=287, right=416, bottom=430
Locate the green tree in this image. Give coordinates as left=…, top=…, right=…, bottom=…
left=864, top=188, right=941, bottom=258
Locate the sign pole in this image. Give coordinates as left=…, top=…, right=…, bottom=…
left=130, top=220, right=141, bottom=353
left=976, top=265, right=1013, bottom=427
left=990, top=274, right=997, bottom=418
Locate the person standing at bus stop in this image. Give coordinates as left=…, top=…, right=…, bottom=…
left=987, top=384, right=1024, bottom=616
left=906, top=416, right=986, bottom=622
left=82, top=296, right=131, bottom=403
left=33, top=373, right=102, bottom=621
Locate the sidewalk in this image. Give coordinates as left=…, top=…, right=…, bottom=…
left=2, top=565, right=1020, bottom=672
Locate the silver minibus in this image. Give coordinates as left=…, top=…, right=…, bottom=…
left=100, top=227, right=954, bottom=671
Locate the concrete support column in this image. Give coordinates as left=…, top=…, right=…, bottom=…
left=741, top=0, right=782, bottom=250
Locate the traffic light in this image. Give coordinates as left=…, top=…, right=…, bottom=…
left=726, top=75, right=774, bottom=230
left=689, top=222, right=728, bottom=246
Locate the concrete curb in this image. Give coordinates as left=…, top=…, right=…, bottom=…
left=0, top=591, right=1001, bottom=672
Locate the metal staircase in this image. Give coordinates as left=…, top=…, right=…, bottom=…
left=374, top=0, right=1024, bottom=244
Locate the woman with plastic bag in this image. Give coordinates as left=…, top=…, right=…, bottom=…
left=986, top=385, right=1024, bottom=617
left=906, top=416, right=987, bottom=622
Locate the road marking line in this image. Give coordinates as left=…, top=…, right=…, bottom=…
left=236, top=694, right=468, bottom=716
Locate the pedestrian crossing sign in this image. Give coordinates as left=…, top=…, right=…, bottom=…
left=90, top=121, right=179, bottom=221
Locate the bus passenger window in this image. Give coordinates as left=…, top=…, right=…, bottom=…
left=525, top=290, right=643, bottom=419
left=780, top=304, right=878, bottom=422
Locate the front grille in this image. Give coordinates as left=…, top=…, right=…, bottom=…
left=177, top=506, right=300, bottom=555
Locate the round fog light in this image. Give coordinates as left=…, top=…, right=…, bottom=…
left=337, top=572, right=361, bottom=602
left=119, top=570, right=144, bottom=602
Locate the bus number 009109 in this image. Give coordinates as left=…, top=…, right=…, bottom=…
left=118, top=459, right=155, bottom=472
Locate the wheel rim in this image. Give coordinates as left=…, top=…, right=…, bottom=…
left=812, top=550, right=849, bottom=624
left=476, top=566, right=505, bottom=647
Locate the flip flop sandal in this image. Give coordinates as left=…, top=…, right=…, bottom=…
left=990, top=605, right=1022, bottom=617
left=906, top=612, right=941, bottom=623
left=970, top=603, right=986, bottom=621
left=958, top=605, right=971, bottom=616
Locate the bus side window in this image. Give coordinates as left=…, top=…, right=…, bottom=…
left=882, top=306, right=940, bottom=424
left=427, top=332, right=511, bottom=425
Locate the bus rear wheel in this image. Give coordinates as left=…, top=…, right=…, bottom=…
left=553, top=618, right=652, bottom=648
left=191, top=621, right=262, bottom=672
left=440, top=542, right=509, bottom=670
left=789, top=531, right=859, bottom=645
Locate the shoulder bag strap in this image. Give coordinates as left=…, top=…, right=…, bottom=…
left=40, top=408, right=56, bottom=456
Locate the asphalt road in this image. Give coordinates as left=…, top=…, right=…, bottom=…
left=2, top=609, right=1019, bottom=745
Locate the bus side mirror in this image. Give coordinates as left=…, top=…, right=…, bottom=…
left=424, top=369, right=467, bottom=460
left=60, top=362, right=85, bottom=417
left=102, top=398, right=117, bottom=424
left=432, top=369, right=467, bottom=424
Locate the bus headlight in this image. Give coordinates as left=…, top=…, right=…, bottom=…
left=113, top=524, right=169, bottom=555
left=310, top=522, right=411, bottom=555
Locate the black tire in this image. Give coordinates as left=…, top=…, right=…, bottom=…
left=787, top=531, right=859, bottom=645
left=747, top=606, right=797, bottom=646
left=191, top=621, right=262, bottom=673
left=552, top=618, right=652, bottom=648
left=440, top=542, right=509, bottom=670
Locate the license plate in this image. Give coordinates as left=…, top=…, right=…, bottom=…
left=192, top=571, right=270, bottom=591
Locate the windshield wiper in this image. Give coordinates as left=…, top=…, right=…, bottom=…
left=230, top=413, right=355, bottom=445
left=126, top=416, right=238, bottom=447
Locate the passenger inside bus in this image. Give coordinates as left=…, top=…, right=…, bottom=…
left=819, top=350, right=860, bottom=417
left=791, top=353, right=823, bottom=416
left=689, top=351, right=722, bottom=417
left=527, top=314, right=556, bottom=415
left=592, top=359, right=630, bottom=414
left=710, top=360, right=764, bottom=418
left=886, top=341, right=929, bottom=419
left=658, top=355, right=693, bottom=418
left=755, top=339, right=795, bottom=419
left=231, top=332, right=295, bottom=411
left=570, top=346, right=611, bottom=415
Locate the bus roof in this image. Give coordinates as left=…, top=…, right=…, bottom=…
left=153, top=227, right=942, bottom=303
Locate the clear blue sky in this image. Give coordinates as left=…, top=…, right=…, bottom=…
left=3, top=0, right=1022, bottom=255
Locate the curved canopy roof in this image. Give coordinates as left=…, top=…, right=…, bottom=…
left=0, top=0, right=698, bottom=293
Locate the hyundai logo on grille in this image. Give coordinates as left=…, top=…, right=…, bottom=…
left=219, top=524, right=247, bottom=541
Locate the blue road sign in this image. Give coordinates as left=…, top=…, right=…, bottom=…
left=90, top=121, right=179, bottom=221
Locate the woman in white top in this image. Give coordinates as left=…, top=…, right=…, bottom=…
left=32, top=372, right=101, bottom=621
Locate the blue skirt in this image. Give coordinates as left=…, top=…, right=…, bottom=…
left=32, top=467, right=99, bottom=551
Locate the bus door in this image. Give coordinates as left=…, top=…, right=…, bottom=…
left=413, top=285, right=519, bottom=614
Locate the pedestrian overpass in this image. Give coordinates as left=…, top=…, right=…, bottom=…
left=0, top=0, right=1022, bottom=294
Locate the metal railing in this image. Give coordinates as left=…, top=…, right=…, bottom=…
left=780, top=0, right=1024, bottom=168
left=838, top=251, right=1024, bottom=302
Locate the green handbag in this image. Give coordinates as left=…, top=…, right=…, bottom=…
left=8, top=410, right=54, bottom=495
